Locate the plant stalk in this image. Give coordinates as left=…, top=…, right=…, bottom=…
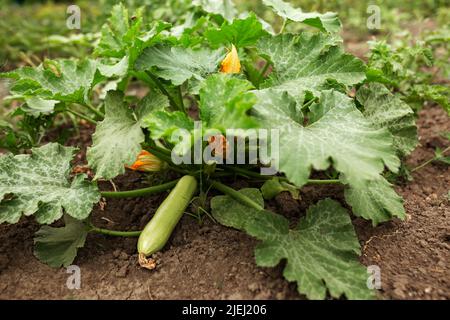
left=89, top=226, right=141, bottom=237
left=146, top=71, right=183, bottom=113
left=258, top=60, right=272, bottom=84
left=66, top=109, right=97, bottom=125
left=100, top=180, right=179, bottom=198
left=411, top=146, right=450, bottom=172
left=210, top=180, right=264, bottom=211
left=279, top=19, right=288, bottom=34
left=177, top=86, right=185, bottom=112
left=224, top=166, right=340, bottom=184
left=82, top=102, right=104, bottom=119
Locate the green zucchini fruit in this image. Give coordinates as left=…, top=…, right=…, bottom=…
left=137, top=175, right=197, bottom=258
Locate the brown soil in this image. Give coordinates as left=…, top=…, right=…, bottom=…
left=0, top=105, right=448, bottom=300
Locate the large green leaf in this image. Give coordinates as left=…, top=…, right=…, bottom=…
left=87, top=90, right=168, bottom=180
left=97, top=56, right=129, bottom=78
left=21, top=97, right=59, bottom=116
left=0, top=143, right=100, bottom=224
left=257, top=33, right=365, bottom=103
left=357, top=83, right=418, bottom=156
left=1, top=59, right=98, bottom=105
left=95, top=3, right=130, bottom=58
left=205, top=13, right=267, bottom=48
left=343, top=175, right=406, bottom=226
left=211, top=188, right=375, bottom=300
left=135, top=44, right=224, bottom=91
left=34, top=215, right=88, bottom=268
left=142, top=110, right=194, bottom=156
left=199, top=74, right=259, bottom=130
left=262, top=0, right=341, bottom=33
left=253, top=89, right=399, bottom=187
left=143, top=110, right=194, bottom=138
left=193, top=0, right=237, bottom=22
left=142, top=74, right=260, bottom=157
left=260, top=177, right=299, bottom=200
left=95, top=4, right=170, bottom=67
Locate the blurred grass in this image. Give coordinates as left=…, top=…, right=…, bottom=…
left=237, top=0, right=449, bottom=32
left=0, top=0, right=448, bottom=69
left=0, top=0, right=447, bottom=149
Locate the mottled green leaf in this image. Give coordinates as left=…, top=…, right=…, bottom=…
left=435, top=148, right=450, bottom=165
left=87, top=90, right=168, bottom=180
left=253, top=89, right=399, bottom=187
left=98, top=56, right=129, bottom=78
left=22, top=97, right=59, bottom=116
left=211, top=188, right=375, bottom=300
left=205, top=13, right=267, bottom=48
left=261, top=177, right=299, bottom=200
left=142, top=110, right=194, bottom=156
left=411, top=84, right=449, bottom=115
left=135, top=44, right=224, bottom=91
left=95, top=3, right=131, bottom=58
left=1, top=59, right=98, bottom=105
left=193, top=0, right=237, bottom=22
left=257, top=33, right=365, bottom=103
left=357, top=83, right=417, bottom=156
left=142, top=110, right=194, bottom=142
left=263, top=0, right=341, bottom=33
left=343, top=175, right=405, bottom=226
left=0, top=143, right=100, bottom=224
left=96, top=4, right=170, bottom=67
left=34, top=215, right=88, bottom=268
left=199, top=74, right=259, bottom=130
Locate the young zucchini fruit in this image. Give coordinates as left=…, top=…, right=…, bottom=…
left=137, top=175, right=197, bottom=269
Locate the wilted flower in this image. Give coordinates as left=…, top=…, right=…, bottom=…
left=220, top=44, right=241, bottom=74
left=127, top=150, right=163, bottom=172
left=208, top=134, right=229, bottom=158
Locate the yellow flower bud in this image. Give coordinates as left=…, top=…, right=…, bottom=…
left=220, top=44, right=241, bottom=74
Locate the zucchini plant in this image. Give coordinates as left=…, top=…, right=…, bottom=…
left=0, top=0, right=422, bottom=300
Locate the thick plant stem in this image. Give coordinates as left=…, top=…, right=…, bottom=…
left=146, top=71, right=183, bottom=113
left=148, top=146, right=191, bottom=174
left=307, top=179, right=340, bottom=184
left=224, top=166, right=340, bottom=184
left=258, top=60, right=272, bottom=84
left=131, top=70, right=153, bottom=86
left=411, top=146, right=450, bottom=172
left=66, top=109, right=97, bottom=124
left=100, top=180, right=179, bottom=198
left=177, top=86, right=185, bottom=112
left=82, top=103, right=104, bottom=119
left=90, top=226, right=141, bottom=237
left=224, top=166, right=267, bottom=179
left=279, top=19, right=288, bottom=34
left=210, top=180, right=264, bottom=211
left=149, top=147, right=174, bottom=165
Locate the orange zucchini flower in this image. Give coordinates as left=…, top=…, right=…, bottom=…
left=220, top=44, right=241, bottom=74
left=208, top=135, right=229, bottom=158
left=127, top=150, right=163, bottom=172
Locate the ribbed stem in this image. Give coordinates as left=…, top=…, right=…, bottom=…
left=146, top=71, right=183, bottom=113
left=82, top=102, right=104, bottom=119
left=66, top=109, right=97, bottom=124
left=210, top=180, right=263, bottom=211
left=90, top=226, right=141, bottom=237
left=100, top=180, right=178, bottom=198
left=411, top=146, right=450, bottom=172
left=224, top=166, right=340, bottom=184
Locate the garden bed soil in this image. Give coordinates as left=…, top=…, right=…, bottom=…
left=0, top=104, right=448, bottom=300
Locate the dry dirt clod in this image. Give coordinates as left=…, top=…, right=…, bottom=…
left=138, top=253, right=157, bottom=270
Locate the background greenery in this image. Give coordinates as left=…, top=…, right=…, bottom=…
left=0, top=0, right=448, bottom=152
left=0, top=0, right=448, bottom=69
